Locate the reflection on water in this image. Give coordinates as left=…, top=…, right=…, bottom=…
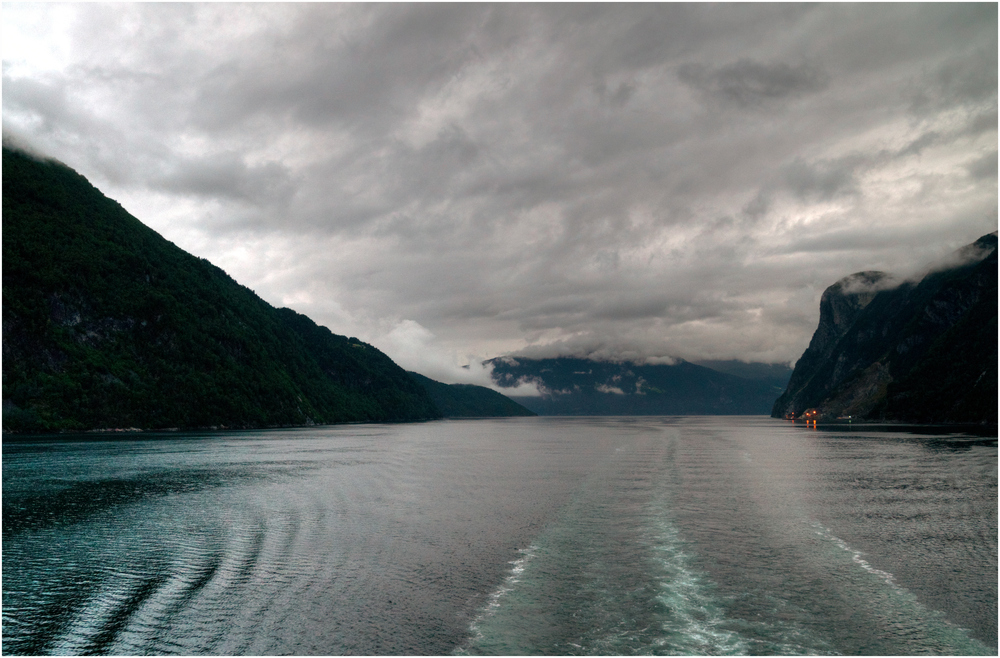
left=3, top=418, right=996, bottom=655
left=801, top=419, right=999, bottom=437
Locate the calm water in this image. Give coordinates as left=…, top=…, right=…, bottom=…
left=2, top=417, right=996, bottom=655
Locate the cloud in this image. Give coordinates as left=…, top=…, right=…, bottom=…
left=3, top=4, right=996, bottom=372
left=643, top=356, right=680, bottom=367
left=923, top=230, right=998, bottom=275
left=376, top=319, right=492, bottom=386
left=594, top=79, right=636, bottom=108
left=909, top=43, right=998, bottom=114
left=375, top=318, right=537, bottom=394
left=966, top=150, right=998, bottom=181
left=678, top=58, right=830, bottom=108
left=1, top=127, right=56, bottom=162
left=781, top=156, right=862, bottom=201
left=833, top=271, right=900, bottom=296
left=498, top=378, right=546, bottom=398
left=152, top=152, right=293, bottom=205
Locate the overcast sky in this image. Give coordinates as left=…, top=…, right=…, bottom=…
left=3, top=3, right=997, bottom=386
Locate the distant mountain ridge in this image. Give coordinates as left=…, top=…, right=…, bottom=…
left=487, top=356, right=788, bottom=416
left=691, top=360, right=792, bottom=390
left=772, top=232, right=997, bottom=424
left=1, top=147, right=521, bottom=432
left=408, top=372, right=536, bottom=418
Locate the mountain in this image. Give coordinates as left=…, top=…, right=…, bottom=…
left=2, top=146, right=447, bottom=432
left=772, top=233, right=997, bottom=424
left=408, top=372, right=536, bottom=417
left=487, top=356, right=786, bottom=415
left=691, top=360, right=792, bottom=390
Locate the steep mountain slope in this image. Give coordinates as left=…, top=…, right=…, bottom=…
left=772, top=233, right=997, bottom=423
left=2, top=146, right=441, bottom=432
left=770, top=270, right=898, bottom=418
left=488, top=356, right=785, bottom=415
left=408, top=372, right=536, bottom=417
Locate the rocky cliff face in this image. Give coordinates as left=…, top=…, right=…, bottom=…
left=772, top=233, right=997, bottom=424
left=810, top=271, right=896, bottom=356
left=771, top=271, right=894, bottom=418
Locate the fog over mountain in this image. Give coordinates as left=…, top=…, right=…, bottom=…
left=4, top=4, right=996, bottom=390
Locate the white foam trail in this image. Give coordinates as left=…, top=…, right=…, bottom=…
left=808, top=520, right=990, bottom=655
left=811, top=522, right=899, bottom=588
left=467, top=545, right=538, bottom=637
left=645, top=520, right=752, bottom=655
left=640, top=504, right=837, bottom=656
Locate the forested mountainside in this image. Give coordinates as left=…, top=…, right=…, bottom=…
left=772, top=232, right=997, bottom=424
left=2, top=146, right=445, bottom=432
left=408, top=372, right=536, bottom=417
left=487, top=356, right=787, bottom=416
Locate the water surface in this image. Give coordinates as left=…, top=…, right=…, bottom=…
left=3, top=417, right=996, bottom=654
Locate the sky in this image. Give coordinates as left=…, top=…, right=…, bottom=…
left=3, top=3, right=997, bottom=388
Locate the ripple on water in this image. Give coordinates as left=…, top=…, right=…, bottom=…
left=2, top=420, right=996, bottom=655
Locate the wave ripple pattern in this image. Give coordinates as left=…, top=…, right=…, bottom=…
left=2, top=418, right=996, bottom=655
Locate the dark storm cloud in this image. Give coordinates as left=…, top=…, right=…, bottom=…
left=908, top=44, right=998, bottom=114
left=190, top=4, right=492, bottom=133
left=3, top=3, right=996, bottom=379
left=898, top=131, right=943, bottom=158
left=678, top=59, right=830, bottom=109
